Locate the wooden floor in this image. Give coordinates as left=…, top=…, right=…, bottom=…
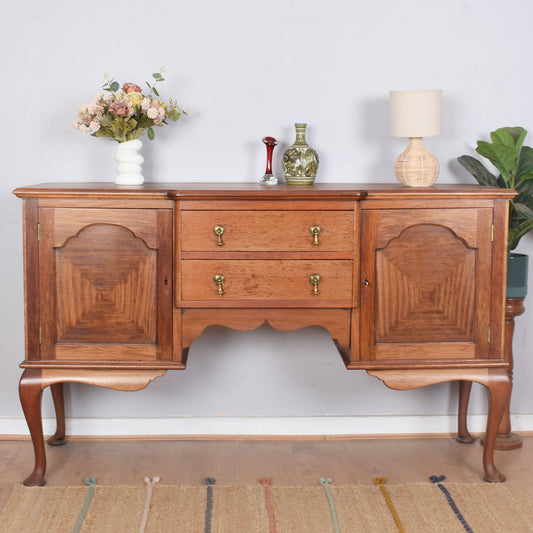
left=1, top=436, right=532, bottom=512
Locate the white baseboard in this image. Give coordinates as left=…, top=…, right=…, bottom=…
left=2, top=414, right=533, bottom=437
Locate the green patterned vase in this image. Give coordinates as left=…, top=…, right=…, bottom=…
left=283, top=123, right=319, bottom=185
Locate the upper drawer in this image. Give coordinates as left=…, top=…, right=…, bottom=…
left=181, top=210, right=354, bottom=252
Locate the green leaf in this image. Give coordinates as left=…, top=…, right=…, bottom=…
left=497, top=126, right=526, bottom=148
left=147, top=127, right=155, bottom=140
left=496, top=174, right=507, bottom=188
left=137, top=115, right=154, bottom=129
left=476, top=141, right=518, bottom=184
left=491, top=127, right=525, bottom=150
left=153, top=87, right=160, bottom=97
left=457, top=155, right=499, bottom=187
left=513, top=201, right=533, bottom=219
left=517, top=145, right=533, bottom=178
left=93, top=129, right=110, bottom=138
left=509, top=219, right=533, bottom=250
left=110, top=81, right=120, bottom=92
left=515, top=179, right=533, bottom=207
left=153, top=73, right=162, bottom=79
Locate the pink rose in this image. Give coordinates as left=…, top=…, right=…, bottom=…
left=122, top=83, right=142, bottom=93
left=109, top=102, right=133, bottom=117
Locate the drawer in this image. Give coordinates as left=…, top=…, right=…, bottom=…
left=181, top=260, right=353, bottom=305
left=181, top=211, right=354, bottom=252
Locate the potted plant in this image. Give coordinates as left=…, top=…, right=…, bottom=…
left=458, top=126, right=533, bottom=449
left=458, top=126, right=533, bottom=298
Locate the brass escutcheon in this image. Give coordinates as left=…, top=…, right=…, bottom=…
left=310, top=225, right=322, bottom=246
left=214, top=274, right=226, bottom=296
left=213, top=225, right=225, bottom=246
left=309, top=273, right=321, bottom=296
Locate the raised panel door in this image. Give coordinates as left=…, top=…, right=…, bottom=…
left=38, top=208, right=173, bottom=363
left=360, top=208, right=494, bottom=362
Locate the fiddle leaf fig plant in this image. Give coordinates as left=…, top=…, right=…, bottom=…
left=458, top=126, right=533, bottom=252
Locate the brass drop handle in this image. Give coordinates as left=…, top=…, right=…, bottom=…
left=213, top=225, right=225, bottom=247
left=214, top=274, right=226, bottom=296
left=309, top=273, right=321, bottom=296
left=310, top=225, right=322, bottom=246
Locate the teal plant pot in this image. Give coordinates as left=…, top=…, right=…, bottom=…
left=507, top=253, right=528, bottom=298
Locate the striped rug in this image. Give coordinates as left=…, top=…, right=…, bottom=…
left=1, top=476, right=532, bottom=532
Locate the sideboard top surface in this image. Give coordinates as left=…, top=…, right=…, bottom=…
left=13, top=182, right=516, bottom=200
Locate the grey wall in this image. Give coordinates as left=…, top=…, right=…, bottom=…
left=1, top=0, right=533, bottom=434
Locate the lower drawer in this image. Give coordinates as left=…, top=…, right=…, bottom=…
left=181, top=260, right=353, bottom=305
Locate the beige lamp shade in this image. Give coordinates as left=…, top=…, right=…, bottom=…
left=390, top=90, right=442, bottom=138
left=389, top=89, right=442, bottom=187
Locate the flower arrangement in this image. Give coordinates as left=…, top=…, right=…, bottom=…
left=74, top=69, right=186, bottom=143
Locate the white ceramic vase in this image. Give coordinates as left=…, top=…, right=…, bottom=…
left=115, top=139, right=144, bottom=185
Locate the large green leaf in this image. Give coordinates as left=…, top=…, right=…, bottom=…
left=509, top=219, right=533, bottom=250
left=518, top=145, right=533, bottom=178
left=491, top=126, right=526, bottom=149
left=476, top=141, right=518, bottom=184
left=457, top=155, right=499, bottom=187
left=474, top=127, right=528, bottom=186
left=513, top=201, right=533, bottom=219
left=515, top=178, right=533, bottom=206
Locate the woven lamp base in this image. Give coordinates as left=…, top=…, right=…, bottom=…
left=394, top=137, right=439, bottom=187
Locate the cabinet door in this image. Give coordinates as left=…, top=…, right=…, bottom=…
left=360, top=208, right=493, bottom=362
left=38, top=208, right=172, bottom=363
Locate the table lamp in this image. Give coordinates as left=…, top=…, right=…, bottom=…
left=389, top=89, right=442, bottom=187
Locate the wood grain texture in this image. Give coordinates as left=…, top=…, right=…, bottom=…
left=13, top=182, right=516, bottom=200
left=3, top=435, right=533, bottom=515
left=488, top=199, right=510, bottom=359
left=13, top=182, right=515, bottom=485
left=375, top=225, right=476, bottom=343
left=181, top=259, right=353, bottom=303
left=361, top=207, right=494, bottom=362
left=181, top=210, right=354, bottom=252
left=22, top=199, right=39, bottom=361
left=55, top=224, right=157, bottom=344
left=181, top=308, right=351, bottom=351
left=47, top=207, right=162, bottom=248
left=37, top=207, right=173, bottom=363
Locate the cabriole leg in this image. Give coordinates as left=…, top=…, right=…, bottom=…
left=18, top=368, right=167, bottom=485
left=490, top=297, right=525, bottom=449
left=19, top=369, right=47, bottom=486
left=482, top=369, right=512, bottom=483
left=47, top=382, right=66, bottom=446
left=457, top=380, right=476, bottom=444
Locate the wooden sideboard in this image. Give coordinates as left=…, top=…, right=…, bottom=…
left=13, top=182, right=516, bottom=485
